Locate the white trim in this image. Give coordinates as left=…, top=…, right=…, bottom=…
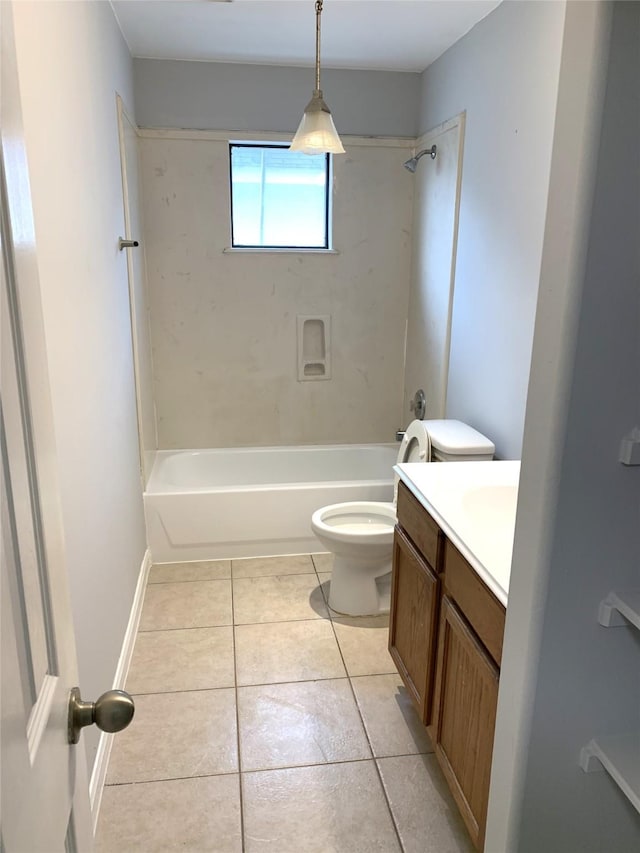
left=116, top=95, right=159, bottom=488
left=136, top=126, right=416, bottom=149
left=223, top=247, right=339, bottom=255
left=414, top=113, right=464, bottom=151
left=402, top=111, right=465, bottom=421
left=89, top=548, right=152, bottom=834
left=419, top=111, right=466, bottom=416
left=116, top=95, right=146, bottom=486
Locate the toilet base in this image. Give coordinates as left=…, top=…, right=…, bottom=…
left=328, top=553, right=392, bottom=617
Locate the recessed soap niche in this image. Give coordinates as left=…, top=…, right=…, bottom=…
left=297, top=315, right=331, bottom=381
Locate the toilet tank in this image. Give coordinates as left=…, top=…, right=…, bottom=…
left=423, top=420, right=495, bottom=462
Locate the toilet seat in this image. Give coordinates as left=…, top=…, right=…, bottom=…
left=393, top=419, right=432, bottom=503
left=397, top=419, right=432, bottom=464
left=311, top=501, right=396, bottom=545
left=311, top=417, right=432, bottom=547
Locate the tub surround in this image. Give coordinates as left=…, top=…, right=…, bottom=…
left=395, top=460, right=520, bottom=605
left=139, top=133, right=413, bottom=449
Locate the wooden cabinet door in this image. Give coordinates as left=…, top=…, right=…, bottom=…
left=432, top=596, right=499, bottom=851
left=389, top=526, right=439, bottom=724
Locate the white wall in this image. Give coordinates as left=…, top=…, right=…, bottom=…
left=139, top=132, right=414, bottom=448
left=488, top=1, right=640, bottom=849
left=418, top=0, right=566, bottom=459
left=11, top=1, right=146, bottom=771
left=134, top=58, right=421, bottom=138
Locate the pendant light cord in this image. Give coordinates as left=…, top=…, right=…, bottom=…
left=315, top=0, right=323, bottom=91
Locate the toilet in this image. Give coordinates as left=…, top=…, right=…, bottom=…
left=311, top=419, right=495, bottom=616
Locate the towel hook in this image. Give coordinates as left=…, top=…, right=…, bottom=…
left=118, top=237, right=139, bottom=251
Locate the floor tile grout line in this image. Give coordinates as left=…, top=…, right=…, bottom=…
left=134, top=624, right=235, bottom=634
left=148, top=571, right=320, bottom=585
left=232, top=571, right=317, bottom=580
left=104, top=751, right=434, bottom=790
left=311, top=554, right=327, bottom=574
left=139, top=611, right=397, bottom=636
left=238, top=675, right=349, bottom=690
left=129, top=685, right=237, bottom=698
left=138, top=614, right=332, bottom=633
left=146, top=578, right=233, bottom=586
left=230, top=579, right=246, bottom=852
left=234, top=613, right=329, bottom=627
left=128, top=671, right=403, bottom=698
left=241, top=756, right=384, bottom=776
left=324, top=597, right=406, bottom=853
left=138, top=623, right=234, bottom=633
left=237, top=671, right=394, bottom=688
left=105, top=769, right=240, bottom=788
left=106, top=743, right=434, bottom=783
left=147, top=576, right=231, bottom=585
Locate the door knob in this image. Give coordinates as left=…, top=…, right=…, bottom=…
left=68, top=687, right=135, bottom=744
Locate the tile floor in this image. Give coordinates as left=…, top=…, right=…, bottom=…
left=96, top=555, right=473, bottom=853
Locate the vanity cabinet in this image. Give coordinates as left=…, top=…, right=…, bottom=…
left=388, top=482, right=443, bottom=724
left=388, top=527, right=439, bottom=722
left=431, top=594, right=500, bottom=849
left=389, top=483, right=506, bottom=851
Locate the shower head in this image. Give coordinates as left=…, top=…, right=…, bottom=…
left=403, top=144, right=437, bottom=172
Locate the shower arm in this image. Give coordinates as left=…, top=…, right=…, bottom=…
left=414, top=145, right=437, bottom=164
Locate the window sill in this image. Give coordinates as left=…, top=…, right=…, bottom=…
left=223, top=247, right=339, bottom=255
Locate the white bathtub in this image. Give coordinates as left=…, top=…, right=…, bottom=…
left=144, top=444, right=398, bottom=562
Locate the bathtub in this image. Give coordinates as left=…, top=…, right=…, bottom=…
left=144, top=444, right=398, bottom=562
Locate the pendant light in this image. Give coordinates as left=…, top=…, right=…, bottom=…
left=290, top=0, right=345, bottom=155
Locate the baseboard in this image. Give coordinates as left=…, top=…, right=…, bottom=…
left=89, top=547, right=152, bottom=834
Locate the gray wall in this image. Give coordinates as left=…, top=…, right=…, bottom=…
left=418, top=0, right=566, bottom=459
left=134, top=58, right=420, bottom=138
left=11, top=0, right=147, bottom=772
left=488, top=2, right=640, bottom=849
left=518, top=2, right=640, bottom=846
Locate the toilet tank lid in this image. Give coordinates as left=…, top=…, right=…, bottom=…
left=423, top=420, right=495, bottom=455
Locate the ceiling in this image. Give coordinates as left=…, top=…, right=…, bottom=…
left=111, top=0, right=502, bottom=73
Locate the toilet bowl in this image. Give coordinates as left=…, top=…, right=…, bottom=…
left=311, top=419, right=494, bottom=616
left=311, top=501, right=397, bottom=617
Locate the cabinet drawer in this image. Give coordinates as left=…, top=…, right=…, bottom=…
left=396, top=481, right=442, bottom=570
left=444, top=540, right=505, bottom=666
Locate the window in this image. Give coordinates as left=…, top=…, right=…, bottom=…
left=229, top=144, right=330, bottom=249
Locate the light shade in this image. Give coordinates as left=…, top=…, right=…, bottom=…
left=290, top=90, right=345, bottom=155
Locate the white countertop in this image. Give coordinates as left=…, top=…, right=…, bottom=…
left=395, top=460, right=520, bottom=606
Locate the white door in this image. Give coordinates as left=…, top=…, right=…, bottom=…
left=0, top=10, right=117, bottom=851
